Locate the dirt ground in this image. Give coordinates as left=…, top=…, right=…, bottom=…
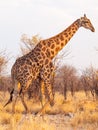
left=0, top=91, right=98, bottom=130
left=1, top=113, right=98, bottom=130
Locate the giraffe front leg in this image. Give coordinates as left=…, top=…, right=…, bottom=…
left=37, top=65, right=54, bottom=115
left=40, top=80, right=47, bottom=107
left=35, top=80, right=47, bottom=116
left=20, top=79, right=32, bottom=113
left=46, top=83, right=54, bottom=106
left=37, top=82, right=54, bottom=116
left=37, top=101, right=50, bottom=116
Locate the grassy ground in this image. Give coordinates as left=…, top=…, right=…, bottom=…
left=0, top=91, right=98, bottom=130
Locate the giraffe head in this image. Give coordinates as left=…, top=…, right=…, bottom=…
left=79, top=14, right=95, bottom=32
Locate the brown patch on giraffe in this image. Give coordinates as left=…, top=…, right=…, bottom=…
left=55, top=47, right=60, bottom=52
left=64, top=33, right=68, bottom=37
left=38, top=55, right=42, bottom=60
left=49, top=39, right=54, bottom=44
left=72, top=27, right=76, bottom=31
left=46, top=68, right=50, bottom=73
left=44, top=71, right=48, bottom=77
left=74, top=25, right=78, bottom=30
left=38, top=43, right=42, bottom=48
left=65, top=39, right=68, bottom=43
left=51, top=50, right=54, bottom=54
left=42, top=41, right=46, bottom=46
left=51, top=44, right=55, bottom=49
left=28, top=75, right=32, bottom=81
left=71, top=27, right=74, bottom=30
left=41, top=52, right=45, bottom=59
left=42, top=46, right=46, bottom=51
left=49, top=39, right=53, bottom=42
left=71, top=31, right=74, bottom=36
left=47, top=42, right=51, bottom=47
left=72, top=30, right=76, bottom=34
left=39, top=59, right=43, bottom=64
left=45, top=58, right=49, bottom=64
left=35, top=51, right=40, bottom=55
left=68, top=37, right=71, bottom=41
left=68, top=32, right=71, bottom=35
left=61, top=42, right=64, bottom=47
left=46, top=50, right=51, bottom=57
left=24, top=65, right=28, bottom=70
left=36, top=48, right=40, bottom=52
left=60, top=35, right=64, bottom=41
left=55, top=38, right=59, bottom=44
left=27, top=60, right=33, bottom=66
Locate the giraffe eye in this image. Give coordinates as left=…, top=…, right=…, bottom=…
left=84, top=21, right=88, bottom=23
left=82, top=21, right=88, bottom=24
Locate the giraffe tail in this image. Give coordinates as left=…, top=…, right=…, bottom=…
left=4, top=89, right=14, bottom=107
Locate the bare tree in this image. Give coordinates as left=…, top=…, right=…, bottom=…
left=54, top=65, right=78, bottom=100
left=0, top=50, right=9, bottom=100
left=20, top=34, right=41, bottom=55
left=81, top=67, right=98, bottom=100
left=0, top=51, right=8, bottom=76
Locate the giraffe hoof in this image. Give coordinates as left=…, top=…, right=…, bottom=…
left=34, top=112, right=43, bottom=116
left=35, top=109, right=46, bottom=116
left=50, top=101, right=54, bottom=106
left=34, top=111, right=38, bottom=115
left=22, top=111, right=28, bottom=115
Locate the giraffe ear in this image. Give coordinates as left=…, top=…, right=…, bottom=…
left=84, top=14, right=86, bottom=17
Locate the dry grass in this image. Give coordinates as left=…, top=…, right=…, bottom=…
left=0, top=91, right=98, bottom=130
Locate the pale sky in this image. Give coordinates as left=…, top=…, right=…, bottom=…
left=0, top=0, right=98, bottom=74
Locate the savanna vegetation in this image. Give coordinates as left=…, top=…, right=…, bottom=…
left=0, top=35, right=98, bottom=130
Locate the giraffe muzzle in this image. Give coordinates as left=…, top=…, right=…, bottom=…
left=91, top=26, right=95, bottom=32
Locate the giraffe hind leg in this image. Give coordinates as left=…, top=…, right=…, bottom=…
left=19, top=79, right=32, bottom=113
left=20, top=93, right=28, bottom=113
left=12, top=82, right=28, bottom=114
left=12, top=80, right=21, bottom=113
left=40, top=80, right=46, bottom=107
left=4, top=89, right=14, bottom=107
left=12, top=93, right=18, bottom=113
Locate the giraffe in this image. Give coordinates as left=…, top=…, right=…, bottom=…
left=4, top=14, right=95, bottom=114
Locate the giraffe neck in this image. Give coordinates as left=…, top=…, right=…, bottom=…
left=45, top=19, right=80, bottom=59
left=31, top=19, right=80, bottom=62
